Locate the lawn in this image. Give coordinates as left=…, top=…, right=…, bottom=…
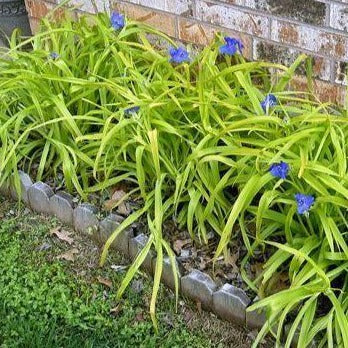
left=0, top=198, right=258, bottom=348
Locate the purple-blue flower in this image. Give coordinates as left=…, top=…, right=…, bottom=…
left=125, top=106, right=140, bottom=115
left=295, top=193, right=315, bottom=215
left=269, top=161, right=289, bottom=179
left=49, top=52, right=60, bottom=60
left=111, top=12, right=125, bottom=30
left=169, top=47, right=190, bottom=64
left=219, top=37, right=244, bottom=55
left=261, top=94, right=277, bottom=112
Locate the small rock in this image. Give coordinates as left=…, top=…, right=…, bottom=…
left=180, top=249, right=190, bottom=259
left=37, top=242, right=51, bottom=251
left=110, top=264, right=127, bottom=273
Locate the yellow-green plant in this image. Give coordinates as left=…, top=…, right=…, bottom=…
left=0, top=9, right=347, bottom=347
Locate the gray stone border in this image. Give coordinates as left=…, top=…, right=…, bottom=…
left=0, top=172, right=267, bottom=330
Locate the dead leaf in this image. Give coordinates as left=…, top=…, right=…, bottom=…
left=117, top=202, right=131, bottom=216
left=111, top=189, right=126, bottom=201
left=51, top=227, right=74, bottom=245
left=104, top=189, right=127, bottom=211
left=103, top=199, right=116, bottom=211
left=225, top=249, right=240, bottom=274
left=97, top=276, right=113, bottom=288
left=57, top=248, right=79, bottom=261
left=173, top=239, right=192, bottom=254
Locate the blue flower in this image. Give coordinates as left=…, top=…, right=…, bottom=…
left=261, top=94, right=277, bottom=112
left=111, top=12, right=125, bottom=30
left=295, top=193, right=315, bottom=215
left=169, top=47, right=190, bottom=64
left=125, top=106, right=140, bottom=115
left=219, top=37, right=244, bottom=55
left=269, top=161, right=289, bottom=179
left=49, top=52, right=60, bottom=60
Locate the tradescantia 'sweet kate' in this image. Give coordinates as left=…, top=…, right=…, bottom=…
left=261, top=93, right=277, bottom=112
left=110, top=12, right=125, bottom=30
left=169, top=47, right=190, bottom=64
left=219, top=37, right=244, bottom=55
left=294, top=193, right=315, bottom=215
left=269, top=161, right=289, bottom=180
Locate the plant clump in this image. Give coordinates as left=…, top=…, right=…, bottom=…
left=0, top=9, right=347, bottom=347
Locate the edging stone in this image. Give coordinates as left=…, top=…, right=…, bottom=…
left=246, top=296, right=267, bottom=329
left=152, top=256, right=183, bottom=291
left=213, top=283, right=250, bottom=325
left=98, top=213, right=134, bottom=254
left=129, top=233, right=154, bottom=274
left=181, top=269, right=217, bottom=310
left=50, top=191, right=74, bottom=226
left=73, top=203, right=99, bottom=235
left=28, top=181, right=54, bottom=215
left=10, top=171, right=33, bottom=204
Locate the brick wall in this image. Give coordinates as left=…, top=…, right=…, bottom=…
left=25, top=0, right=348, bottom=104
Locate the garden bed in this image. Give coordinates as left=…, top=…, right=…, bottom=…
left=0, top=8, right=347, bottom=348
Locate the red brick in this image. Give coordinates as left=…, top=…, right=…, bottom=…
left=137, top=0, right=166, bottom=12
left=28, top=17, right=41, bottom=34
left=165, top=0, right=195, bottom=16
left=196, top=1, right=269, bottom=38
left=244, top=0, right=327, bottom=26
left=290, top=76, right=346, bottom=105
left=25, top=0, right=50, bottom=18
left=271, top=20, right=348, bottom=60
left=278, top=23, right=299, bottom=44
left=68, top=0, right=110, bottom=13
left=178, top=18, right=252, bottom=59
left=335, top=62, right=348, bottom=85
left=113, top=2, right=176, bottom=37
left=330, top=3, right=348, bottom=32
left=253, top=40, right=331, bottom=81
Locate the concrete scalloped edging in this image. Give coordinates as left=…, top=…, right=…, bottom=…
left=0, top=172, right=268, bottom=331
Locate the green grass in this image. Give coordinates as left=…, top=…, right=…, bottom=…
left=0, top=199, right=256, bottom=348
left=0, top=8, right=347, bottom=347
